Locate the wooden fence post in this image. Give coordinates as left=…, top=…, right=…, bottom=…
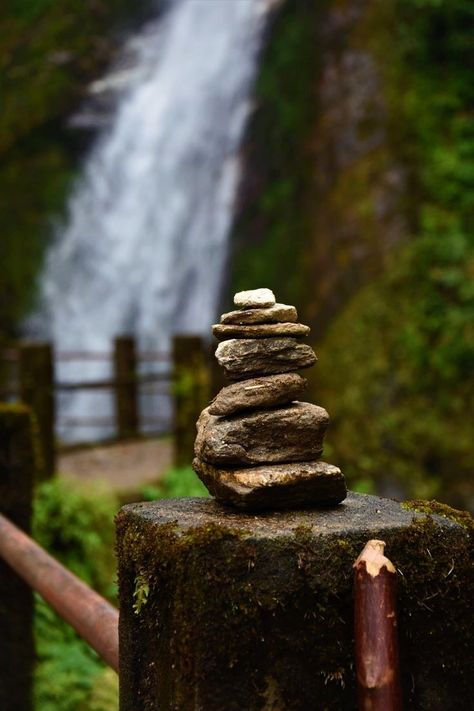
left=113, top=336, right=139, bottom=440
left=19, top=341, right=55, bottom=479
left=0, top=404, right=35, bottom=711
left=172, top=335, right=211, bottom=467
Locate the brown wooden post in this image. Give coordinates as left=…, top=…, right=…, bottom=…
left=0, top=404, right=35, bottom=711
left=113, top=336, right=139, bottom=440
left=354, top=539, right=402, bottom=711
left=172, top=335, right=211, bottom=467
left=18, top=341, right=55, bottom=479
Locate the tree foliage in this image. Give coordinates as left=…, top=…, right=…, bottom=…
left=315, top=0, right=474, bottom=505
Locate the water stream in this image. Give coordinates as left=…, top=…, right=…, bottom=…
left=29, top=0, right=274, bottom=443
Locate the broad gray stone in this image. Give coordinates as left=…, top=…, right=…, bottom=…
left=221, top=303, right=297, bottom=325
left=208, top=373, right=307, bottom=416
left=193, top=458, right=347, bottom=510
left=212, top=322, right=310, bottom=341
left=215, top=338, right=317, bottom=381
left=194, top=402, right=329, bottom=466
left=234, top=288, right=275, bottom=308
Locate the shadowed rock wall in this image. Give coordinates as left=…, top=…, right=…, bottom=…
left=231, top=0, right=408, bottom=334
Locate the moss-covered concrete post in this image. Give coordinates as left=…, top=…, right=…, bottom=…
left=172, top=335, right=211, bottom=467
left=113, top=336, right=139, bottom=440
left=0, top=404, right=35, bottom=711
left=117, top=493, right=473, bottom=710
left=19, top=341, right=55, bottom=479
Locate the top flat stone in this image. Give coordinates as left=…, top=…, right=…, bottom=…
left=221, top=303, right=297, bottom=325
left=234, top=288, right=276, bottom=309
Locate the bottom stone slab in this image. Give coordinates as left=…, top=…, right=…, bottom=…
left=116, top=494, right=473, bottom=711
left=193, top=457, right=347, bottom=510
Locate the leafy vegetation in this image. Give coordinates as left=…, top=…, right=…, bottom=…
left=32, top=466, right=205, bottom=710
left=0, top=0, right=152, bottom=336
left=33, top=479, right=119, bottom=710
left=140, top=465, right=209, bottom=501
left=313, top=0, right=474, bottom=505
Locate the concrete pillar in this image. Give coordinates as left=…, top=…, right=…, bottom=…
left=18, top=341, right=55, bottom=479
left=116, top=492, right=473, bottom=710
left=0, top=404, right=35, bottom=711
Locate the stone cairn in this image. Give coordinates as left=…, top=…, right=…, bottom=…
left=193, top=288, right=347, bottom=510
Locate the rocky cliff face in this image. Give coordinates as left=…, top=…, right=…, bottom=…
left=231, top=0, right=474, bottom=507
left=231, top=0, right=409, bottom=333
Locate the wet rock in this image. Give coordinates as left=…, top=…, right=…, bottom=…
left=193, top=458, right=347, bottom=510
left=215, top=338, right=316, bottom=381
left=194, top=402, right=328, bottom=466
left=221, top=303, right=297, bottom=325
left=208, top=373, right=307, bottom=416
left=234, top=288, right=275, bottom=308
left=212, top=322, right=310, bottom=341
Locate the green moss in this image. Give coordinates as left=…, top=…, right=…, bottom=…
left=132, top=572, right=150, bottom=615
left=403, top=499, right=474, bottom=530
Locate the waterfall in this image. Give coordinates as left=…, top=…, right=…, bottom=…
left=29, top=0, right=275, bottom=443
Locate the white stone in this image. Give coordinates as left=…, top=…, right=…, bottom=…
left=234, top=288, right=276, bottom=309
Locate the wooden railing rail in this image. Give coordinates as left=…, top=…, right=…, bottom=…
left=0, top=333, right=212, bottom=470
left=0, top=512, right=119, bottom=672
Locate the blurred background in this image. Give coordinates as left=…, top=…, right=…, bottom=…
left=1, top=0, right=473, bottom=707
left=3, top=0, right=472, bottom=499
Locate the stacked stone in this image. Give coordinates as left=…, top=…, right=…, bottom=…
left=193, top=288, right=347, bottom=510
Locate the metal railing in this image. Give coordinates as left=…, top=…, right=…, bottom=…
left=0, top=512, right=119, bottom=672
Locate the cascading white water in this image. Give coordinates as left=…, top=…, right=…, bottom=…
left=29, top=0, right=276, bottom=443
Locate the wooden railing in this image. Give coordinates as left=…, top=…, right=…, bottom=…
left=0, top=512, right=119, bottom=672
left=0, top=334, right=213, bottom=477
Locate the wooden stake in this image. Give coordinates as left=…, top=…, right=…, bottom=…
left=353, top=539, right=402, bottom=711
